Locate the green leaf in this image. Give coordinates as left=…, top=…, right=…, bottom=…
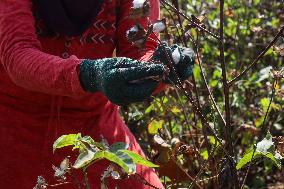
left=74, top=150, right=136, bottom=174
left=109, top=142, right=129, bottom=153
left=208, top=136, right=220, bottom=147
left=255, top=116, right=265, bottom=128
left=193, top=64, right=201, bottom=82
left=264, top=152, right=282, bottom=169
left=82, top=136, right=106, bottom=150
left=145, top=104, right=154, bottom=114
left=209, top=80, right=219, bottom=87
left=200, top=149, right=209, bottom=160
left=237, top=133, right=282, bottom=170
left=260, top=98, right=271, bottom=112
left=119, top=150, right=159, bottom=168
left=148, top=120, right=164, bottom=134
left=171, top=106, right=181, bottom=113
left=73, top=149, right=96, bottom=169
left=96, top=151, right=136, bottom=174
left=236, top=151, right=261, bottom=170
left=115, top=151, right=136, bottom=173
left=53, top=133, right=82, bottom=153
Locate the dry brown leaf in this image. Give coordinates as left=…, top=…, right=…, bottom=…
left=225, top=8, right=234, bottom=17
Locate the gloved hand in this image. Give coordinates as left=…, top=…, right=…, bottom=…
left=79, top=58, right=165, bottom=105
left=151, top=42, right=195, bottom=84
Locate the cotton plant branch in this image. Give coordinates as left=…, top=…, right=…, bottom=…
left=228, top=26, right=284, bottom=86
left=169, top=2, right=213, bottom=156
left=240, top=87, right=276, bottom=189
left=193, top=33, right=226, bottom=126
left=171, top=0, right=187, bottom=46
left=48, top=182, right=70, bottom=187
left=158, top=1, right=227, bottom=161
left=170, top=86, right=205, bottom=165
left=161, top=4, right=228, bottom=183
left=150, top=34, right=234, bottom=163
left=132, top=173, right=162, bottom=189
left=156, top=93, right=200, bottom=151
left=160, top=2, right=186, bottom=46
left=172, top=160, right=203, bottom=189
left=128, top=0, right=236, bottom=183
left=189, top=141, right=219, bottom=189
left=160, top=0, right=220, bottom=40
left=161, top=0, right=218, bottom=164
left=219, top=0, right=232, bottom=149
left=219, top=1, right=239, bottom=188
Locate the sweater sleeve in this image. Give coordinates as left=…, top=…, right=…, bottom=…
left=116, top=0, right=160, bottom=61
left=0, top=0, right=87, bottom=97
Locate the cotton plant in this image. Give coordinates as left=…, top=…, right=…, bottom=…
left=132, top=0, right=147, bottom=9
left=126, top=0, right=167, bottom=48
left=130, top=0, right=150, bottom=19
left=126, top=1, right=195, bottom=86
left=33, top=134, right=158, bottom=189
left=236, top=133, right=284, bottom=170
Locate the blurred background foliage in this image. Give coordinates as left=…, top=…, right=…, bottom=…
left=120, top=0, right=284, bottom=188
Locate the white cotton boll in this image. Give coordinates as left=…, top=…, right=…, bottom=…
left=256, top=137, right=274, bottom=154
left=172, top=48, right=181, bottom=64
left=274, top=152, right=283, bottom=160
left=128, top=25, right=138, bottom=33
left=126, top=25, right=138, bottom=37
left=153, top=21, right=166, bottom=33
left=111, top=171, right=121, bottom=180
left=132, top=0, right=146, bottom=9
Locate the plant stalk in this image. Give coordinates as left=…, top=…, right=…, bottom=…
left=219, top=0, right=239, bottom=188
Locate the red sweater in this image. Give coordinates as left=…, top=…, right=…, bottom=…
left=0, top=0, right=164, bottom=188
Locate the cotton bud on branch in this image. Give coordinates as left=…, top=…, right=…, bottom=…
left=133, top=0, right=146, bottom=9
left=273, top=43, right=284, bottom=56
left=130, top=0, right=150, bottom=19
left=152, top=19, right=167, bottom=33
left=273, top=37, right=284, bottom=56
left=126, top=24, right=147, bottom=48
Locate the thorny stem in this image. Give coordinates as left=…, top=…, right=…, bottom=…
left=229, top=26, right=284, bottom=86
left=132, top=173, right=162, bottom=189
left=83, top=169, right=90, bottom=189
left=240, top=86, right=276, bottom=189
left=151, top=33, right=234, bottom=163
left=219, top=0, right=239, bottom=188
left=151, top=15, right=236, bottom=186
left=194, top=33, right=226, bottom=126
left=260, top=87, right=276, bottom=136
left=70, top=171, right=83, bottom=189
left=193, top=33, right=226, bottom=188
left=160, top=0, right=220, bottom=40
left=160, top=2, right=185, bottom=46
left=169, top=1, right=215, bottom=170
left=161, top=0, right=212, bottom=132
left=171, top=160, right=203, bottom=189
left=48, top=182, right=70, bottom=187
left=171, top=5, right=224, bottom=179
left=171, top=0, right=187, bottom=46
left=189, top=142, right=218, bottom=189
left=171, top=86, right=204, bottom=164
left=219, top=0, right=232, bottom=151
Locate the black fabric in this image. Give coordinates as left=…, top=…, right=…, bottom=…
left=37, top=0, right=104, bottom=36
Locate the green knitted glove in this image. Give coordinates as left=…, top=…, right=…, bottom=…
left=79, top=58, right=165, bottom=105
left=151, top=42, right=195, bottom=84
